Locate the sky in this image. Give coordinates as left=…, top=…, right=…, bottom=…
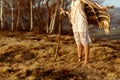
left=102, top=0, right=120, bottom=8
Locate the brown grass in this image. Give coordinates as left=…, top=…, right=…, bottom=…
left=0, top=30, right=120, bottom=80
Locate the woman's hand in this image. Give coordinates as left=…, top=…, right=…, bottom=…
left=60, top=8, right=69, bottom=15
left=60, top=8, right=65, bottom=14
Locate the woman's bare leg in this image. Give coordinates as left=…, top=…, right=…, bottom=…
left=77, top=44, right=83, bottom=62
left=82, top=44, right=89, bottom=66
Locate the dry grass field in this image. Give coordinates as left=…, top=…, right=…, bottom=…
left=0, top=30, right=120, bottom=80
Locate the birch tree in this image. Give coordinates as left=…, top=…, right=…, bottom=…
left=11, top=0, right=14, bottom=31
left=0, top=0, right=3, bottom=29
left=16, top=0, right=20, bottom=30
left=46, top=0, right=50, bottom=33
left=45, top=0, right=59, bottom=34
left=30, top=0, right=33, bottom=31
left=48, top=1, right=59, bottom=34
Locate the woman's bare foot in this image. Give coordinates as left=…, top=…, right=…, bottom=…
left=82, top=61, right=88, bottom=67
left=77, top=57, right=82, bottom=63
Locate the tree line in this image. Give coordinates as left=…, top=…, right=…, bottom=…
left=0, top=0, right=105, bottom=34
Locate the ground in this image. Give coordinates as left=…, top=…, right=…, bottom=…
left=0, top=30, right=120, bottom=80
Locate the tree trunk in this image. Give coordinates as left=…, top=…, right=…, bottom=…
left=16, top=0, right=20, bottom=31
left=46, top=0, right=50, bottom=33
left=0, top=0, right=3, bottom=29
left=48, top=3, right=58, bottom=34
left=11, top=0, right=14, bottom=31
left=30, top=0, right=33, bottom=31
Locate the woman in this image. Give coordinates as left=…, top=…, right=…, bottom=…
left=61, top=0, right=106, bottom=66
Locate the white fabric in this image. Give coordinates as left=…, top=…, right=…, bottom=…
left=70, top=0, right=92, bottom=45
left=70, top=0, right=88, bottom=32
left=74, top=32, right=91, bottom=46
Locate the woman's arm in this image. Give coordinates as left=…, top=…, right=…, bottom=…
left=94, top=2, right=106, bottom=9
left=81, top=0, right=106, bottom=9
left=60, top=8, right=70, bottom=15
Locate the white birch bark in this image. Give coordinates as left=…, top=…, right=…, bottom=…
left=0, top=0, right=3, bottom=29
left=16, top=0, right=20, bottom=30
left=48, top=2, right=59, bottom=34
left=11, top=0, right=14, bottom=31
left=30, top=0, right=33, bottom=31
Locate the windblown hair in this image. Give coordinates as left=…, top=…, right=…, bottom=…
left=84, top=2, right=110, bottom=33
left=62, top=1, right=111, bottom=34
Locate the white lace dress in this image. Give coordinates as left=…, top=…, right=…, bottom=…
left=70, top=0, right=91, bottom=45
